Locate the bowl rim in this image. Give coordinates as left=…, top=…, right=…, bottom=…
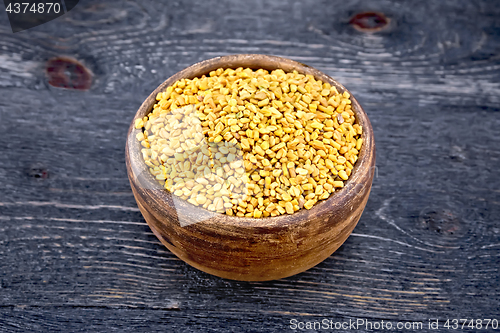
left=126, top=54, right=375, bottom=229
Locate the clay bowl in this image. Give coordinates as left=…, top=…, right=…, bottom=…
left=126, top=54, right=375, bottom=281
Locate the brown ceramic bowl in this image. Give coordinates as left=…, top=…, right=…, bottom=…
left=126, top=54, right=375, bottom=281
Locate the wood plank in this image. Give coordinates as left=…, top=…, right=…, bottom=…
left=1, top=0, right=499, bottom=331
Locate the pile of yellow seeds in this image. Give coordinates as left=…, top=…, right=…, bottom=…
left=135, top=67, right=362, bottom=218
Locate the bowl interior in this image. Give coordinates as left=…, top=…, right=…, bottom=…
left=127, top=54, right=375, bottom=229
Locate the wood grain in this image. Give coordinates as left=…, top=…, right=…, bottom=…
left=1, top=0, right=499, bottom=331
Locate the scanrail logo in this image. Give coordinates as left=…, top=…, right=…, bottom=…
left=3, top=0, right=79, bottom=33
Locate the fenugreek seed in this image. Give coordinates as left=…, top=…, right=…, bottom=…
left=254, top=145, right=265, bottom=156
left=333, top=181, right=344, bottom=188
left=272, top=142, right=286, bottom=152
left=196, top=195, right=207, bottom=205
left=337, top=156, right=347, bottom=164
left=136, top=132, right=145, bottom=142
left=319, top=192, right=330, bottom=200
left=325, top=159, right=334, bottom=170
left=241, top=138, right=250, bottom=150
left=302, top=95, right=312, bottom=104
left=337, top=113, right=344, bottom=124
left=295, top=168, right=308, bottom=176
left=298, top=197, right=305, bottom=208
left=297, top=85, right=307, bottom=94
left=137, top=67, right=362, bottom=217
left=356, top=138, right=363, bottom=151
left=258, top=98, right=269, bottom=107
left=259, top=170, right=269, bottom=177
left=196, top=177, right=209, bottom=185
left=266, top=203, right=276, bottom=212
left=253, top=210, right=263, bottom=218
left=251, top=174, right=260, bottom=181
left=265, top=176, right=272, bottom=189
left=305, top=193, right=316, bottom=200
left=302, top=183, right=313, bottom=191
left=315, top=185, right=324, bottom=195
left=215, top=198, right=224, bottom=211
left=272, top=169, right=282, bottom=177
left=135, top=118, right=145, bottom=129
left=174, top=153, right=185, bottom=162
left=304, top=200, right=315, bottom=210
left=311, top=122, right=324, bottom=130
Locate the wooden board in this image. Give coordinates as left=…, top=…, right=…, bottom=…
left=1, top=0, right=499, bottom=331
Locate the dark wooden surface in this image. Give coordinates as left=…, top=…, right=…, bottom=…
left=1, top=0, right=499, bottom=332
